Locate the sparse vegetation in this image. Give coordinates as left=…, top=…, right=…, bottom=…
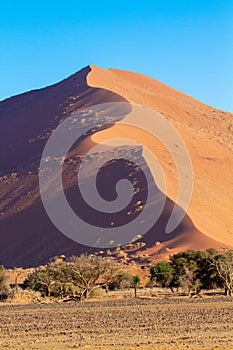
left=1, top=249, right=233, bottom=304
left=23, top=254, right=120, bottom=300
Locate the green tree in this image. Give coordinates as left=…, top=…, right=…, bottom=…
left=132, top=275, right=140, bottom=298
left=150, top=261, right=176, bottom=292
left=170, top=250, right=206, bottom=295
left=24, top=262, right=75, bottom=297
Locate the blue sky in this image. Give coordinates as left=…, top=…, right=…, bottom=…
left=1, top=0, right=233, bottom=111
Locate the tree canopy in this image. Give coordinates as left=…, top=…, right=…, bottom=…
left=150, top=249, right=232, bottom=296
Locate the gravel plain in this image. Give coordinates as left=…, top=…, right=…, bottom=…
left=0, top=296, right=233, bottom=350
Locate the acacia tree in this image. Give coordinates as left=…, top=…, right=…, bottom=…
left=69, top=255, right=118, bottom=299
left=215, top=251, right=233, bottom=296
left=13, top=268, right=24, bottom=292
left=198, top=249, right=223, bottom=290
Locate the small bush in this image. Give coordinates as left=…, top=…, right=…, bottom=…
left=90, top=287, right=106, bottom=298
left=8, top=288, right=41, bottom=303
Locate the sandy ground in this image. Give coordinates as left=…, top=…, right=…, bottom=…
left=0, top=296, right=233, bottom=350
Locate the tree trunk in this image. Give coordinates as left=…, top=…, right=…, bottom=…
left=83, top=289, right=89, bottom=299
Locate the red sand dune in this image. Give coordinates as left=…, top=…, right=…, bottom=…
left=0, top=65, right=232, bottom=267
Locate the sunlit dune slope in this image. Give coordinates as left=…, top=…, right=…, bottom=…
left=88, top=65, right=233, bottom=246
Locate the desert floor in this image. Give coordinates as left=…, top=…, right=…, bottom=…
left=0, top=296, right=233, bottom=350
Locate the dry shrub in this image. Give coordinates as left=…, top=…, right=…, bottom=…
left=8, top=288, right=41, bottom=303
left=90, top=287, right=106, bottom=298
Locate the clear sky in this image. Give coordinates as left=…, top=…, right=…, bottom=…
left=1, top=0, right=233, bottom=111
